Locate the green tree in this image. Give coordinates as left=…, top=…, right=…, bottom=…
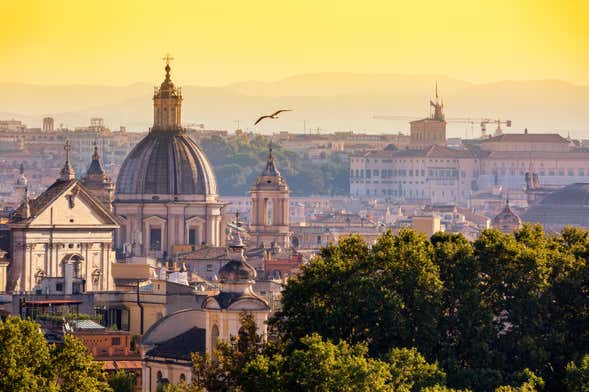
left=0, top=316, right=55, bottom=391
left=273, top=230, right=443, bottom=357
left=51, top=334, right=111, bottom=392
left=108, top=370, right=136, bottom=392
left=0, top=316, right=111, bottom=392
left=278, top=334, right=391, bottom=392
left=386, top=347, right=446, bottom=392
left=565, top=355, right=589, bottom=392
left=191, top=312, right=269, bottom=392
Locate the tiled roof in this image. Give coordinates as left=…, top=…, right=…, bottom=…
left=538, top=183, right=589, bottom=206
left=357, top=145, right=474, bottom=160
left=10, top=179, right=118, bottom=225
left=11, top=179, right=75, bottom=222
left=73, top=319, right=106, bottom=330
left=483, top=151, right=589, bottom=159
left=483, top=133, right=569, bottom=144
left=178, top=247, right=227, bottom=261
left=146, top=327, right=206, bottom=361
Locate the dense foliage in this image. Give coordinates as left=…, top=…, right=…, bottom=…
left=175, top=313, right=450, bottom=392
left=272, top=226, right=589, bottom=391
left=0, top=316, right=111, bottom=392
left=107, top=370, right=136, bottom=392
left=197, top=133, right=349, bottom=196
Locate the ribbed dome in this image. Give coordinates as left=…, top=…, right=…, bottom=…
left=492, top=202, right=521, bottom=227
left=116, top=130, right=217, bottom=196
left=218, top=259, right=256, bottom=282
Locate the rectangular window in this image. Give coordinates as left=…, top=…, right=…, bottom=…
left=206, top=264, right=213, bottom=272
left=111, top=337, right=121, bottom=346
left=188, top=229, right=197, bottom=245
left=55, top=283, right=63, bottom=292
left=317, top=236, right=322, bottom=245
left=150, top=227, right=162, bottom=251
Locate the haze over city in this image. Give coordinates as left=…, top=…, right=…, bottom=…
left=2, top=2, right=589, bottom=392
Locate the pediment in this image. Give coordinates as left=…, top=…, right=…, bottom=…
left=27, top=181, right=119, bottom=227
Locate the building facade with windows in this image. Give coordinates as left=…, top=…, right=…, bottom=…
left=350, top=145, right=478, bottom=204
left=350, top=131, right=589, bottom=205
left=6, top=149, right=118, bottom=294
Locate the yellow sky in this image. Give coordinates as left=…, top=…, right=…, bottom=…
left=1, top=0, right=588, bottom=86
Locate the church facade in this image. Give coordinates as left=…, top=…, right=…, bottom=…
left=6, top=146, right=119, bottom=294
left=113, top=61, right=226, bottom=259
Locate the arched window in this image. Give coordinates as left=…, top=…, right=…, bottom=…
left=179, top=373, right=186, bottom=382
left=266, top=198, right=273, bottom=225
left=156, top=371, right=162, bottom=381
left=211, top=324, right=219, bottom=351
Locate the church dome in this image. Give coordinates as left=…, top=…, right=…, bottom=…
left=218, top=259, right=256, bottom=282
left=492, top=201, right=522, bottom=232
left=116, top=130, right=217, bottom=197
left=115, top=60, right=217, bottom=198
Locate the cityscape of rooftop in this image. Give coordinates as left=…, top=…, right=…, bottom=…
left=1, top=2, right=588, bottom=392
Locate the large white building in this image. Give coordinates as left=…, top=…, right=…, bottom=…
left=351, top=131, right=589, bottom=204
left=350, top=145, right=478, bottom=204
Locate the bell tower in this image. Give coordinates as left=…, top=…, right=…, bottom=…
left=249, top=146, right=290, bottom=248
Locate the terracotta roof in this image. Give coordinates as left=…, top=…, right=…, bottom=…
left=10, top=179, right=118, bottom=226
left=358, top=145, right=473, bottom=159
left=146, top=327, right=206, bottom=361
left=12, top=179, right=75, bottom=222
left=22, top=299, right=83, bottom=306
left=178, top=247, right=227, bottom=261
left=483, top=133, right=569, bottom=144
left=483, top=151, right=589, bottom=159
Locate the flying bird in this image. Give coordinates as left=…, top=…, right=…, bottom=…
left=254, top=109, right=292, bottom=125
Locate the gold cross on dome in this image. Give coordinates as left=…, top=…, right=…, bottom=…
left=162, top=53, right=174, bottom=65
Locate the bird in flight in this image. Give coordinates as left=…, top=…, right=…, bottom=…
left=254, top=109, right=292, bottom=125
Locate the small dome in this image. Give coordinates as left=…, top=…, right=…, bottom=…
left=218, top=259, right=256, bottom=282
left=116, top=131, right=217, bottom=197
left=492, top=202, right=522, bottom=228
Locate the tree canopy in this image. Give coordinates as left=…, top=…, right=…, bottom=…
left=271, top=226, right=589, bottom=391
left=0, top=316, right=111, bottom=392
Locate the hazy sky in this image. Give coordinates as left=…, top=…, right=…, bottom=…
left=2, top=0, right=588, bottom=86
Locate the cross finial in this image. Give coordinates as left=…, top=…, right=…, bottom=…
left=64, top=139, right=71, bottom=161
left=162, top=53, right=174, bottom=65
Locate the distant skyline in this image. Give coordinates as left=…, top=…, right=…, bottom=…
left=2, top=0, right=588, bottom=86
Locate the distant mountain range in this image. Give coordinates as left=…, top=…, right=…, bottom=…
left=1, top=74, right=588, bottom=138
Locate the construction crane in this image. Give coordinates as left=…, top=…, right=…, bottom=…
left=479, top=119, right=512, bottom=137
left=372, top=115, right=511, bottom=138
